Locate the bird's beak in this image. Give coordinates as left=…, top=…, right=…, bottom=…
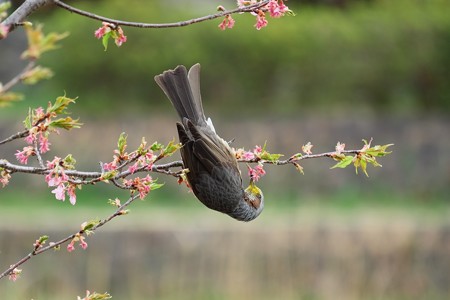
left=247, top=178, right=260, bottom=195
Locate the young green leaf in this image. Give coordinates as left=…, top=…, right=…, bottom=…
left=47, top=95, right=76, bottom=114
left=117, top=132, right=128, bottom=156
left=48, top=117, right=82, bottom=130
left=102, top=31, right=112, bottom=51
left=331, top=155, right=354, bottom=169
left=150, top=141, right=164, bottom=151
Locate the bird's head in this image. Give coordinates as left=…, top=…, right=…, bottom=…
left=244, top=179, right=264, bottom=214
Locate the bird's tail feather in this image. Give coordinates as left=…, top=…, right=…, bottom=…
left=154, top=64, right=205, bottom=125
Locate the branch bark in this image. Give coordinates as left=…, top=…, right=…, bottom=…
left=0, top=193, right=139, bottom=281
left=2, top=0, right=53, bottom=31
left=2, top=0, right=270, bottom=33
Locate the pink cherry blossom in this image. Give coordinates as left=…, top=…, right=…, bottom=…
left=267, top=0, right=290, bottom=18
left=335, top=142, right=346, bottom=154
left=302, top=142, right=313, bottom=155
left=39, top=133, right=51, bottom=153
left=103, top=161, right=117, bottom=171
left=242, top=151, right=255, bottom=160
left=24, top=133, right=35, bottom=144
left=0, top=24, right=10, bottom=39
left=219, top=15, right=235, bottom=30
left=253, top=145, right=263, bottom=154
left=46, top=156, right=60, bottom=169
left=114, top=27, right=127, bottom=46
left=67, top=184, right=77, bottom=205
left=15, top=146, right=34, bottom=164
left=255, top=13, right=268, bottom=30
left=34, top=107, right=45, bottom=117
left=94, top=22, right=112, bottom=39
left=0, top=170, right=11, bottom=187
left=79, top=237, right=88, bottom=250
left=8, top=267, right=21, bottom=282
left=248, top=164, right=266, bottom=182
left=67, top=241, right=75, bottom=252
left=128, top=163, right=138, bottom=174
left=51, top=184, right=66, bottom=201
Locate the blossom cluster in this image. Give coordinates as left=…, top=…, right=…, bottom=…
left=46, top=156, right=78, bottom=205
left=13, top=96, right=80, bottom=169
left=102, top=135, right=166, bottom=198
left=94, top=22, right=127, bottom=49
left=0, top=2, right=10, bottom=39
left=0, top=23, right=9, bottom=39
left=248, top=163, right=266, bottom=182
left=67, top=232, right=88, bottom=252
left=236, top=145, right=267, bottom=182
left=15, top=107, right=51, bottom=164
left=235, top=145, right=263, bottom=161
left=77, top=290, right=112, bottom=300
left=8, top=267, right=21, bottom=282
left=0, top=168, right=11, bottom=187
left=103, top=150, right=155, bottom=174
left=123, top=175, right=154, bottom=199
left=219, top=0, right=292, bottom=31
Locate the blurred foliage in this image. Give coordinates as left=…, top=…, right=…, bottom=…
left=8, top=0, right=446, bottom=117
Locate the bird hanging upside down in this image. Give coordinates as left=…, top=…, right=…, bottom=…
left=154, top=64, right=264, bottom=221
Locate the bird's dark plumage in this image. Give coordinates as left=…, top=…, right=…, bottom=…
left=154, top=64, right=264, bottom=221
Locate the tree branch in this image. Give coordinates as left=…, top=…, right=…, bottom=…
left=1, top=0, right=53, bottom=30
left=53, top=0, right=270, bottom=28
left=0, top=129, right=30, bottom=146
left=0, top=61, right=36, bottom=93
left=0, top=159, right=184, bottom=179
left=0, top=193, right=139, bottom=281
left=2, top=0, right=270, bottom=32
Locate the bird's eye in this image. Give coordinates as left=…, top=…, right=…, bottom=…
left=256, top=194, right=261, bottom=200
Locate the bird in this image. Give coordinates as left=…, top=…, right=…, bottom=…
left=154, top=64, right=264, bottom=221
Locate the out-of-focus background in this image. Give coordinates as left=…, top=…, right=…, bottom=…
left=1, top=0, right=449, bottom=299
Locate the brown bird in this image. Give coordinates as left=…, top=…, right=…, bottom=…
left=154, top=64, right=264, bottom=221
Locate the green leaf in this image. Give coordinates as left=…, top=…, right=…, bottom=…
left=47, top=95, right=76, bottom=114
left=292, top=162, right=304, bottom=174
left=21, top=66, right=53, bottom=85
left=21, top=24, right=68, bottom=59
left=137, top=137, right=147, bottom=154
left=360, top=157, right=368, bottom=177
left=290, top=153, right=302, bottom=160
left=117, top=132, right=127, bottom=156
left=162, top=140, right=181, bottom=157
left=150, top=141, right=163, bottom=151
left=48, top=116, right=82, bottom=130
left=38, top=235, right=49, bottom=244
left=260, top=151, right=283, bottom=162
left=0, top=1, right=11, bottom=16
left=366, top=143, right=394, bottom=157
left=23, top=108, right=32, bottom=129
left=331, top=155, right=353, bottom=169
left=63, top=154, right=77, bottom=169
left=102, top=31, right=112, bottom=51
left=101, top=170, right=118, bottom=181
left=81, top=219, right=100, bottom=232
left=0, top=91, right=23, bottom=107
left=150, top=182, right=165, bottom=191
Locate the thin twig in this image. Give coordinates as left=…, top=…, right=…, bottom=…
left=53, top=0, right=270, bottom=28
left=1, top=0, right=53, bottom=31
left=0, top=159, right=184, bottom=179
left=1, top=61, right=36, bottom=93
left=33, top=140, right=45, bottom=168
left=0, top=129, right=30, bottom=146
left=237, top=149, right=362, bottom=165
left=0, top=193, right=139, bottom=280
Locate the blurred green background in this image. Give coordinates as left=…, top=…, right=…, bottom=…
left=1, top=0, right=449, bottom=299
